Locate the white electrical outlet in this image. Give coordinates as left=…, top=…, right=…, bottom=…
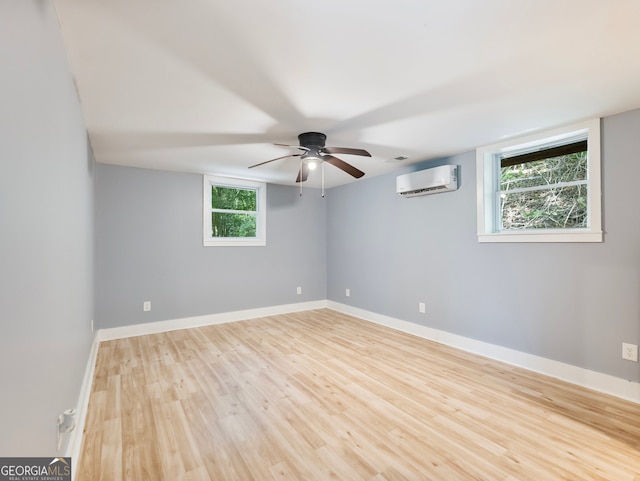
left=143, top=301, right=151, bottom=312
left=346, top=288, right=350, bottom=297
left=622, top=343, right=638, bottom=362
left=297, top=286, right=302, bottom=295
left=419, top=302, right=426, bottom=314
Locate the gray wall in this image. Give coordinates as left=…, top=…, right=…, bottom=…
left=0, top=1, right=94, bottom=454
left=96, top=165, right=327, bottom=328
left=327, top=109, right=640, bottom=383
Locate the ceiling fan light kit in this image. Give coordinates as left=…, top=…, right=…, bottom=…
left=248, top=132, right=371, bottom=196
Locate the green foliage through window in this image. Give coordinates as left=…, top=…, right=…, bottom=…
left=211, top=186, right=258, bottom=238
left=212, top=186, right=257, bottom=211
left=499, top=152, right=588, bottom=230
left=211, top=212, right=256, bottom=237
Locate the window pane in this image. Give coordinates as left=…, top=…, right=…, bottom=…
left=211, top=212, right=257, bottom=238
left=211, top=186, right=257, bottom=211
left=500, top=184, right=588, bottom=230
left=500, top=152, right=587, bottom=191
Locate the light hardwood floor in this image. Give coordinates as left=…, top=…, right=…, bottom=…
left=76, top=309, right=640, bottom=480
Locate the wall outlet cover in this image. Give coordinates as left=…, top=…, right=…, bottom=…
left=622, top=342, right=638, bottom=362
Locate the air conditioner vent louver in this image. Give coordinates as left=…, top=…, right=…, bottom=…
left=399, top=185, right=448, bottom=196
left=396, top=165, right=458, bottom=197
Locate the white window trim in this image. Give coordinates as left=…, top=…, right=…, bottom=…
left=203, top=175, right=266, bottom=247
left=476, top=118, right=602, bottom=243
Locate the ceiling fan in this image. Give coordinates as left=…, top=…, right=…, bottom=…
left=248, top=132, right=371, bottom=183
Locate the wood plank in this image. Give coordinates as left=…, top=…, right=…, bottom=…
left=76, top=309, right=640, bottom=480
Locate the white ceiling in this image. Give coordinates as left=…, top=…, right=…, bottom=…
left=54, top=0, right=640, bottom=188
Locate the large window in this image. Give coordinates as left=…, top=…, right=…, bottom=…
left=476, top=119, right=602, bottom=243
left=203, top=175, right=266, bottom=246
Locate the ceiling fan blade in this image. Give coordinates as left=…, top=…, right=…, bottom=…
left=323, top=155, right=365, bottom=178
left=248, top=153, right=301, bottom=169
left=295, top=164, right=310, bottom=183
left=323, top=146, right=371, bottom=157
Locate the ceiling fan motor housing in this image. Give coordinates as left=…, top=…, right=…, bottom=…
left=298, top=132, right=326, bottom=148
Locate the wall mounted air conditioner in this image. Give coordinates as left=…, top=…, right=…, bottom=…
left=396, top=165, right=458, bottom=197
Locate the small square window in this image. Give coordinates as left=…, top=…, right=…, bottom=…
left=476, top=119, right=602, bottom=243
left=203, top=175, right=266, bottom=246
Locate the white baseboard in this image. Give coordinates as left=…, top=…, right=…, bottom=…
left=328, top=301, right=640, bottom=405
left=95, top=300, right=328, bottom=342
left=65, top=331, right=101, bottom=481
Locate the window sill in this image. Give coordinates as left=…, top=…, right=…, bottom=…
left=203, top=239, right=266, bottom=247
left=478, top=230, right=603, bottom=243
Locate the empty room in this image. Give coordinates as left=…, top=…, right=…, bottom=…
left=2, top=1, right=640, bottom=480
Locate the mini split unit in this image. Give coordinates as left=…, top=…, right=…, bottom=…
left=396, top=165, right=459, bottom=197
